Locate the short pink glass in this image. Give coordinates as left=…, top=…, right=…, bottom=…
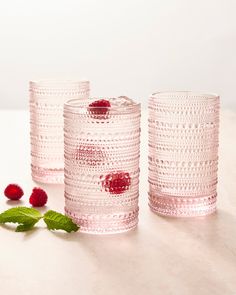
left=148, top=91, right=220, bottom=217
left=29, top=80, right=90, bottom=184
left=64, top=97, right=141, bottom=234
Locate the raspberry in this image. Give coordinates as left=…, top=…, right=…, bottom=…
left=4, top=184, right=24, bottom=200
left=103, top=171, right=131, bottom=195
left=29, top=187, right=48, bottom=207
left=88, top=99, right=111, bottom=117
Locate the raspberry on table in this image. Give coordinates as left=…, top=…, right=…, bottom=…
left=4, top=184, right=24, bottom=200
left=29, top=187, right=48, bottom=207
left=103, top=171, right=131, bottom=195
left=88, top=99, right=111, bottom=117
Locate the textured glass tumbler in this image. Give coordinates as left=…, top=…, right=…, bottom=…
left=148, top=92, right=220, bottom=217
left=30, top=80, right=90, bottom=183
left=64, top=98, right=141, bottom=234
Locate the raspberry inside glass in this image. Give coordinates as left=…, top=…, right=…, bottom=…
left=88, top=99, right=111, bottom=116
left=103, top=172, right=131, bottom=195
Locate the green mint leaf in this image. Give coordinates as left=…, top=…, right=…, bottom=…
left=16, top=221, right=39, bottom=232
left=43, top=210, right=79, bottom=233
left=0, top=207, right=42, bottom=232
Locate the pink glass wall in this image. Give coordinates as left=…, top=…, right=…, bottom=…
left=64, top=98, right=141, bottom=234
left=148, top=91, right=220, bottom=217
left=29, top=80, right=90, bottom=184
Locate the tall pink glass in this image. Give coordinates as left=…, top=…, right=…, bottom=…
left=148, top=91, right=220, bottom=217
left=64, top=97, right=141, bottom=234
left=29, top=80, right=90, bottom=184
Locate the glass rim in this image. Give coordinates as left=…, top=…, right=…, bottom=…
left=64, top=98, right=141, bottom=111
left=150, top=91, right=220, bottom=100
left=29, top=79, right=90, bottom=87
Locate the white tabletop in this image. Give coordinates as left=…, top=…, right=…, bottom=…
left=0, top=109, right=235, bottom=295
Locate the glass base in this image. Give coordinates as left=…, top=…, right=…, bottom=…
left=31, top=165, right=64, bottom=184
left=149, top=193, right=217, bottom=217
left=65, top=208, right=139, bottom=234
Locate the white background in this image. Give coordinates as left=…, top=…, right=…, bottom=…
left=0, top=0, right=235, bottom=109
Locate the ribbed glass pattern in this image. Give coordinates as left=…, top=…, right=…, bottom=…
left=64, top=98, right=141, bottom=234
left=148, top=91, right=220, bottom=217
left=29, top=80, right=90, bottom=183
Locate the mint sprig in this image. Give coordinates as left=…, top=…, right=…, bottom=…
left=16, top=222, right=38, bottom=232
left=0, top=207, right=42, bottom=232
left=44, top=210, right=79, bottom=233
left=0, top=207, right=79, bottom=233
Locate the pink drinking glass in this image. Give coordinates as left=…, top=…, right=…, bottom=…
left=148, top=91, right=220, bottom=217
left=29, top=80, right=90, bottom=184
left=64, top=97, right=141, bottom=234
